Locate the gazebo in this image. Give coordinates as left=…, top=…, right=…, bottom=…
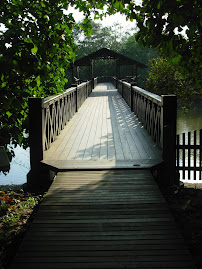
left=70, top=48, right=147, bottom=83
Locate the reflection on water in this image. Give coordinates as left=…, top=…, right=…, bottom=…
left=177, top=99, right=202, bottom=134
left=0, top=146, right=30, bottom=186
left=177, top=99, right=202, bottom=183
left=0, top=100, right=201, bottom=186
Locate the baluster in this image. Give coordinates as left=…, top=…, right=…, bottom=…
left=44, top=108, right=48, bottom=150
left=46, top=106, right=51, bottom=149
left=200, top=129, right=202, bottom=180
left=145, top=98, right=150, bottom=131
left=182, top=132, right=186, bottom=180
left=194, top=130, right=197, bottom=180
left=52, top=103, right=56, bottom=142
left=188, top=131, right=191, bottom=179
left=156, top=105, right=161, bottom=147
left=176, top=134, right=180, bottom=174
left=133, top=91, right=137, bottom=115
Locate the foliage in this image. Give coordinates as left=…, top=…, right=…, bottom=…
left=1, top=0, right=201, bottom=149
left=0, top=188, right=42, bottom=267
left=118, top=0, right=201, bottom=91
left=71, top=21, right=136, bottom=82
left=0, top=189, right=39, bottom=227
left=72, top=21, right=156, bottom=87
left=0, top=0, right=106, bottom=149
left=146, top=58, right=197, bottom=111
left=120, top=33, right=157, bottom=88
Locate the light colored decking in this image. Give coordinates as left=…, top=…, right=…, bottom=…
left=43, top=83, right=162, bottom=169
left=9, top=170, right=193, bottom=269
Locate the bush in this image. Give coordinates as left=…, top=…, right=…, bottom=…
left=146, top=58, right=198, bottom=111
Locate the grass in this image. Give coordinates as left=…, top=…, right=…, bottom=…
left=0, top=187, right=43, bottom=268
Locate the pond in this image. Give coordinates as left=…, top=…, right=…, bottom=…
left=0, top=146, right=30, bottom=186
left=0, top=99, right=201, bottom=186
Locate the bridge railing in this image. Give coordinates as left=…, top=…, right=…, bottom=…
left=115, top=78, right=177, bottom=186
left=27, top=80, right=94, bottom=191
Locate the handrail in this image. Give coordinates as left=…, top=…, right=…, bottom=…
left=43, top=87, right=76, bottom=107
left=114, top=77, right=177, bottom=186
left=133, top=85, right=162, bottom=104
left=28, top=80, right=94, bottom=176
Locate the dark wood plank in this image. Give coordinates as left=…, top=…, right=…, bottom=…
left=9, top=170, right=193, bottom=269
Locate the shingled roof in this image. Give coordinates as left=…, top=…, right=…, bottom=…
left=72, top=48, right=147, bottom=69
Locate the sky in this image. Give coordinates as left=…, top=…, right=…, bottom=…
left=66, top=6, right=136, bottom=29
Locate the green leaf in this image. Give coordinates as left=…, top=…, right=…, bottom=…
left=13, top=60, right=18, bottom=66
left=31, top=44, right=38, bottom=54
left=6, top=111, right=12, bottom=118
left=167, top=55, right=182, bottom=65
left=2, top=82, right=7, bottom=88
left=35, top=76, right=41, bottom=87
left=18, top=134, right=23, bottom=144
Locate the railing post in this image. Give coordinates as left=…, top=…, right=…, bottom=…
left=92, top=78, right=94, bottom=89
left=130, top=82, right=137, bottom=111
left=26, top=98, right=54, bottom=193
left=71, top=84, right=78, bottom=112
left=161, top=95, right=178, bottom=186
left=121, top=81, right=124, bottom=98
left=86, top=81, right=88, bottom=98
left=28, top=97, right=44, bottom=172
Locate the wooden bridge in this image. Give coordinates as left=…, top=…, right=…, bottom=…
left=42, top=83, right=162, bottom=169
left=9, top=77, right=194, bottom=268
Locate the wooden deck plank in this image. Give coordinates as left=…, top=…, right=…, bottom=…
left=43, top=83, right=163, bottom=168
left=9, top=170, right=193, bottom=269
left=83, top=91, right=102, bottom=160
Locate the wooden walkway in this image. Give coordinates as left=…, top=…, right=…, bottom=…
left=9, top=170, right=193, bottom=268
left=9, top=83, right=193, bottom=268
left=42, top=83, right=162, bottom=170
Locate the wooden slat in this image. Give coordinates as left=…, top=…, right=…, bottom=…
left=42, top=83, right=162, bottom=168
left=9, top=170, right=193, bottom=269
left=176, top=129, right=202, bottom=181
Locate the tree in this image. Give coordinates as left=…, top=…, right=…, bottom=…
left=71, top=21, right=156, bottom=87
left=0, top=0, right=105, bottom=149
left=1, top=0, right=201, bottom=150
left=146, top=58, right=197, bottom=111
left=71, top=21, right=135, bottom=82
left=119, top=0, right=201, bottom=90
left=120, top=33, right=157, bottom=88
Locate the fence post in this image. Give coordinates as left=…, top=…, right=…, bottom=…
left=86, top=81, right=88, bottom=98
left=130, top=82, right=137, bottom=111
left=26, top=98, right=54, bottom=193
left=161, top=95, right=178, bottom=186
left=71, top=84, right=78, bottom=112
left=92, top=77, right=94, bottom=89
left=28, top=97, right=44, bottom=172
left=121, top=81, right=124, bottom=98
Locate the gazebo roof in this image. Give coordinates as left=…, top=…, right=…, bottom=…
left=72, top=48, right=147, bottom=69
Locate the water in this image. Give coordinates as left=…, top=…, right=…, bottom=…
left=0, top=145, right=30, bottom=186
left=177, top=99, right=202, bottom=183
left=177, top=99, right=202, bottom=134
left=0, top=100, right=201, bottom=186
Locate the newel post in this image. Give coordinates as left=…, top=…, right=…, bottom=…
left=161, top=95, right=178, bottom=186
left=28, top=98, right=44, bottom=172
left=71, top=84, right=78, bottom=112
left=26, top=97, right=55, bottom=193
left=26, top=98, right=45, bottom=191
left=130, top=82, right=137, bottom=111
